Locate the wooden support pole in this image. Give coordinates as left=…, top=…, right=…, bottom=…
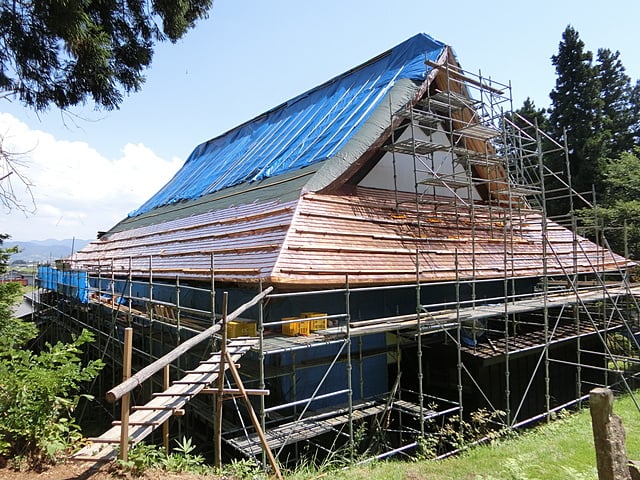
left=119, top=327, right=133, bottom=461
left=225, top=350, right=282, bottom=480
left=163, top=364, right=170, bottom=454
left=214, top=292, right=228, bottom=469
left=589, top=387, right=631, bottom=480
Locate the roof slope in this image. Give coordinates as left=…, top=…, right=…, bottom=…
left=129, top=33, right=446, bottom=217
left=272, top=187, right=626, bottom=287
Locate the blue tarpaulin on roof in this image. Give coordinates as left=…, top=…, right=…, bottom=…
left=129, top=33, right=446, bottom=217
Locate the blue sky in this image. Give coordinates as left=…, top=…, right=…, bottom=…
left=3, top=0, right=640, bottom=241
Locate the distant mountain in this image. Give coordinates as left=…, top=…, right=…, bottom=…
left=5, top=239, right=91, bottom=264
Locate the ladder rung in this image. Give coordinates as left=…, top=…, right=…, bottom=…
left=73, top=455, right=114, bottom=462
left=132, top=405, right=180, bottom=411
left=112, top=420, right=162, bottom=427
left=87, top=437, right=126, bottom=444
left=185, top=368, right=220, bottom=374
left=172, top=380, right=213, bottom=385
left=152, top=392, right=192, bottom=397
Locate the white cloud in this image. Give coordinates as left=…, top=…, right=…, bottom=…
left=0, top=113, right=183, bottom=240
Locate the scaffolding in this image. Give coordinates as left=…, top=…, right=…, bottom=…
left=30, top=55, right=640, bottom=470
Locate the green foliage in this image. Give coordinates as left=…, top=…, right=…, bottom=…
left=0, top=234, right=105, bottom=467
left=417, top=408, right=506, bottom=460
left=578, top=150, right=640, bottom=258
left=117, top=441, right=166, bottom=476
left=163, top=435, right=206, bottom=472
left=0, top=330, right=104, bottom=466
left=549, top=25, right=604, bottom=198
left=596, top=48, right=637, bottom=158
left=546, top=25, right=640, bottom=225
left=602, top=150, right=640, bottom=202
left=117, top=436, right=208, bottom=476
left=0, top=0, right=212, bottom=111
left=221, top=457, right=265, bottom=479
left=0, top=234, right=18, bottom=274
left=337, top=392, right=640, bottom=480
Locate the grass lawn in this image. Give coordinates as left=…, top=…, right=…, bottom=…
left=295, top=392, right=640, bottom=480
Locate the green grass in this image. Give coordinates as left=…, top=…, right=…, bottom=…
left=288, top=393, right=640, bottom=480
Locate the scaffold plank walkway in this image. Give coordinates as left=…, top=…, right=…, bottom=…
left=73, top=337, right=258, bottom=462
left=335, top=284, right=640, bottom=337
left=226, top=401, right=388, bottom=456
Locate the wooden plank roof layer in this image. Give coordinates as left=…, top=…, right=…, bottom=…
left=70, top=33, right=631, bottom=287
left=72, top=185, right=628, bottom=287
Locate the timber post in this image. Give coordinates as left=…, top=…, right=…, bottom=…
left=589, top=387, right=631, bottom=480
left=119, top=327, right=133, bottom=461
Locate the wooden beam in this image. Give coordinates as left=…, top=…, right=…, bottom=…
left=425, top=59, right=505, bottom=95
left=119, top=328, right=133, bottom=461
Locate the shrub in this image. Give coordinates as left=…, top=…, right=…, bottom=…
left=0, top=328, right=104, bottom=467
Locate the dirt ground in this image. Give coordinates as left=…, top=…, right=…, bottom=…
left=0, top=461, right=220, bottom=480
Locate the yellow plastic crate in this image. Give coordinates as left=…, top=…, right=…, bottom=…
left=281, top=317, right=310, bottom=336
left=301, top=312, right=328, bottom=331
left=227, top=320, right=257, bottom=338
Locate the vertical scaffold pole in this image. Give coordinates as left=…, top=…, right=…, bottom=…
left=563, top=129, right=582, bottom=404
left=258, top=278, right=266, bottom=468
left=345, top=274, right=353, bottom=456
left=416, top=248, right=424, bottom=436
left=537, top=122, right=550, bottom=420
left=210, top=253, right=216, bottom=326
left=163, top=365, right=170, bottom=453
left=214, top=292, right=228, bottom=469
left=455, top=249, right=463, bottom=431
left=127, top=257, right=132, bottom=326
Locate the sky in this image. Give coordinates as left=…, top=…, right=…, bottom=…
left=2, top=0, right=640, bottom=241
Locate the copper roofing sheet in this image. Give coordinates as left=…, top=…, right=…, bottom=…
left=71, top=199, right=297, bottom=282
left=71, top=185, right=629, bottom=288
left=270, top=186, right=628, bottom=286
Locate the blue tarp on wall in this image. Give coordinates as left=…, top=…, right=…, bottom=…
left=129, top=33, right=446, bottom=217
left=38, top=266, right=89, bottom=303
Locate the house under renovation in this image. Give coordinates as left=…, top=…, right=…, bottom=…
left=33, top=33, right=640, bottom=467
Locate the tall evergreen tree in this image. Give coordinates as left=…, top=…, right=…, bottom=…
left=515, top=97, right=549, bottom=131
left=630, top=80, right=640, bottom=145
left=549, top=26, right=603, bottom=198
left=595, top=48, right=635, bottom=158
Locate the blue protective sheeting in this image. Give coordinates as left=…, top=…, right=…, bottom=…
left=129, top=34, right=446, bottom=217
left=38, top=266, right=89, bottom=303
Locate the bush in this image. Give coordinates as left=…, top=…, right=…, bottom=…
left=0, top=328, right=104, bottom=467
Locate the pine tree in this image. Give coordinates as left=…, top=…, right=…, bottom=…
left=630, top=80, right=640, bottom=145
left=549, top=26, right=603, bottom=198
left=595, top=48, right=635, bottom=158
left=515, top=97, right=549, bottom=131
left=0, top=1, right=212, bottom=111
